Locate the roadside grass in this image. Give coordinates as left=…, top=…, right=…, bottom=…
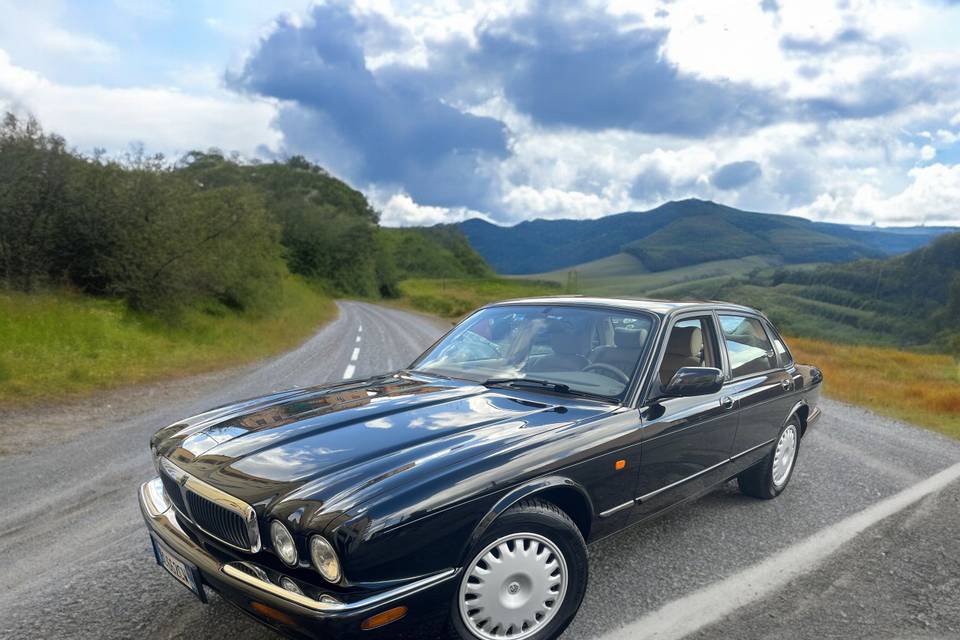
left=0, top=276, right=335, bottom=406
left=398, top=277, right=562, bottom=318
left=789, top=338, right=960, bottom=440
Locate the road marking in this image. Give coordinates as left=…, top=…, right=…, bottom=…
left=356, top=335, right=361, bottom=343
left=342, top=364, right=356, bottom=379
left=597, top=460, right=960, bottom=640
left=351, top=347, right=360, bottom=361
left=358, top=324, right=363, bottom=333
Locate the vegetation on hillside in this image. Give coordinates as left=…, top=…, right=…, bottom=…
left=0, top=114, right=491, bottom=314
left=461, top=198, right=955, bottom=275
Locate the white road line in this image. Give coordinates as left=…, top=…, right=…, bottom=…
left=598, top=460, right=960, bottom=640
left=358, top=324, right=363, bottom=333
left=356, top=335, right=361, bottom=343
left=351, top=347, right=360, bottom=361
left=342, top=364, right=356, bottom=379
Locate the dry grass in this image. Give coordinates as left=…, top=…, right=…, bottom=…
left=789, top=337, right=960, bottom=439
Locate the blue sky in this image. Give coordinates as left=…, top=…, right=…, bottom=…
left=1, top=1, right=959, bottom=227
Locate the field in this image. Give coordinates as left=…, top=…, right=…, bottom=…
left=0, top=276, right=335, bottom=406
left=789, top=338, right=960, bottom=439
left=398, top=277, right=562, bottom=318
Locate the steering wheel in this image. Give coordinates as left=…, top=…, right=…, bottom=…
left=583, top=363, right=630, bottom=384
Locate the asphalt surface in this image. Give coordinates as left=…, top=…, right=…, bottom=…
left=1, top=300, right=959, bottom=640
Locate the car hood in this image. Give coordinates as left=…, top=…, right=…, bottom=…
left=155, top=372, right=610, bottom=518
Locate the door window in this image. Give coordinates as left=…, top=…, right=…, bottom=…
left=718, top=315, right=778, bottom=377
left=765, top=321, right=794, bottom=367
left=657, top=317, right=719, bottom=387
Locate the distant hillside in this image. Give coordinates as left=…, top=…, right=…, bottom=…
left=459, top=199, right=957, bottom=274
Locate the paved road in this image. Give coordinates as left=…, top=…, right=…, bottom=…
left=1, top=300, right=958, bottom=640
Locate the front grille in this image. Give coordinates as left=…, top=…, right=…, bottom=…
left=185, top=490, right=252, bottom=550
left=160, top=470, right=188, bottom=514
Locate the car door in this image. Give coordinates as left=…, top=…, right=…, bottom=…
left=718, top=313, right=795, bottom=462
left=629, top=313, right=740, bottom=519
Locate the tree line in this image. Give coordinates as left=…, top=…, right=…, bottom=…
left=0, top=113, right=490, bottom=317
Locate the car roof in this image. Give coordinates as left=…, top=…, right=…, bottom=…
left=486, top=295, right=763, bottom=318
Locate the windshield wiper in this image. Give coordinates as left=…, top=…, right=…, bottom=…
left=483, top=377, right=571, bottom=393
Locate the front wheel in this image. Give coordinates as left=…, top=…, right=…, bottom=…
left=738, top=417, right=801, bottom=499
left=449, top=499, right=588, bottom=640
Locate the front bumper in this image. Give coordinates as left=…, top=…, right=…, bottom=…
left=139, top=478, right=457, bottom=639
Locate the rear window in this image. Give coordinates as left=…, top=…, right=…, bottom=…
left=718, top=315, right=778, bottom=377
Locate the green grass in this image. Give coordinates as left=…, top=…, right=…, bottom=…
left=0, top=276, right=336, bottom=406
left=399, top=277, right=562, bottom=318
left=527, top=253, right=785, bottom=297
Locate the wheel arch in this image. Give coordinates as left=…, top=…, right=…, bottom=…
left=787, top=399, right=810, bottom=437
left=460, top=476, right=594, bottom=565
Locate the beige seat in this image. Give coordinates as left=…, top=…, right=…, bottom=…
left=659, top=326, right=703, bottom=386
left=527, top=330, right=589, bottom=372
left=590, top=327, right=648, bottom=377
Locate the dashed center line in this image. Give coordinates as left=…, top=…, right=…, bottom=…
left=342, top=324, right=363, bottom=380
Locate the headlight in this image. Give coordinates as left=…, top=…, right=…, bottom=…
left=270, top=521, right=298, bottom=566
left=309, top=535, right=342, bottom=583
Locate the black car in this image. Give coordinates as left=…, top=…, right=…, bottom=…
left=140, top=297, right=822, bottom=640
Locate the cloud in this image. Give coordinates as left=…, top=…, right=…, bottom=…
left=852, top=163, right=960, bottom=224
left=460, top=2, right=783, bottom=137
left=0, top=49, right=280, bottom=157
left=710, top=161, right=763, bottom=190
left=228, top=2, right=508, bottom=209
left=780, top=27, right=897, bottom=55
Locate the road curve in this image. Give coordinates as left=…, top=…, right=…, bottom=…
left=1, top=300, right=958, bottom=640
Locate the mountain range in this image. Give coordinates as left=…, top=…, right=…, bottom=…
left=458, top=199, right=958, bottom=275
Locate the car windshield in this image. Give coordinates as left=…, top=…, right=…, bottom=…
left=411, top=305, right=655, bottom=400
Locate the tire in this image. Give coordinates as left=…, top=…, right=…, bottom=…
left=738, top=416, right=801, bottom=499
left=448, top=499, right=588, bottom=640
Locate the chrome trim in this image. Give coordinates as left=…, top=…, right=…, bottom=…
left=635, top=438, right=777, bottom=504
left=598, top=500, right=635, bottom=518
left=159, top=457, right=261, bottom=553
left=141, top=477, right=171, bottom=517
left=222, top=563, right=458, bottom=613
left=729, top=438, right=776, bottom=460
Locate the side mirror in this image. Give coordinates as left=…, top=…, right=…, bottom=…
left=663, top=367, right=724, bottom=397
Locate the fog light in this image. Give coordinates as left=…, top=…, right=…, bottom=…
left=361, top=606, right=408, bottom=630
left=309, top=535, right=342, bottom=583
left=270, top=521, right=298, bottom=566
left=279, top=576, right=303, bottom=596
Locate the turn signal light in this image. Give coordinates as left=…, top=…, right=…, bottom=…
left=360, top=606, right=408, bottom=630
left=250, top=601, right=297, bottom=627
left=615, top=459, right=626, bottom=470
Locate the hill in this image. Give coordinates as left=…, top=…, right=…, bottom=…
left=459, top=199, right=957, bottom=274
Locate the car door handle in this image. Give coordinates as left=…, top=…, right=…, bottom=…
left=720, top=396, right=735, bottom=410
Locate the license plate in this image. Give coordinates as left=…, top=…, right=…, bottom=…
left=151, top=535, right=205, bottom=602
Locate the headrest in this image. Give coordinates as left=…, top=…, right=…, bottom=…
left=667, top=326, right=702, bottom=356
left=549, top=330, right=580, bottom=356
left=614, top=328, right=645, bottom=348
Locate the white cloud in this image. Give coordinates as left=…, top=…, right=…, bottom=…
left=920, top=144, right=936, bottom=161
left=38, top=28, right=115, bottom=61
left=853, top=163, right=960, bottom=225
left=0, top=49, right=280, bottom=158
left=375, top=191, right=490, bottom=227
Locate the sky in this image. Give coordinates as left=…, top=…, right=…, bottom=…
left=1, top=1, right=959, bottom=227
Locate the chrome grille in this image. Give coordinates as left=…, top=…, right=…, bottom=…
left=160, top=469, right=188, bottom=514
left=158, top=457, right=261, bottom=553
left=186, top=490, right=251, bottom=550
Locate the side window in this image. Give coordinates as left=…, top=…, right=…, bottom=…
left=766, top=321, right=793, bottom=367
left=657, top=316, right=719, bottom=387
left=718, top=315, right=777, bottom=377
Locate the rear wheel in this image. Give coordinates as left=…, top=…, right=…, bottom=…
left=449, top=499, right=588, bottom=640
left=738, top=417, right=801, bottom=499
